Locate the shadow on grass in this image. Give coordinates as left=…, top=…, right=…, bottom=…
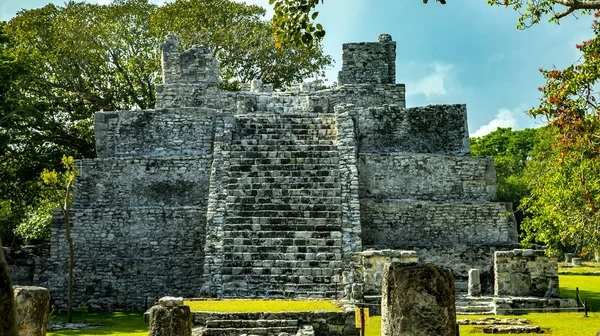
left=560, top=274, right=600, bottom=312
left=49, top=312, right=147, bottom=336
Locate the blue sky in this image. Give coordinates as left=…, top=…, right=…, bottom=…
left=0, top=0, right=593, bottom=136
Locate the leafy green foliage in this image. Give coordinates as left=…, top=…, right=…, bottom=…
left=487, top=0, right=598, bottom=30
left=520, top=12, right=600, bottom=254
left=470, top=127, right=540, bottom=226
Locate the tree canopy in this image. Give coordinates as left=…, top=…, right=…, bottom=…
left=0, top=0, right=332, bottom=244
left=470, top=127, right=540, bottom=227
left=519, top=12, right=600, bottom=254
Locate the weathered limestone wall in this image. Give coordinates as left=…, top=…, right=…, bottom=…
left=95, top=109, right=216, bottom=158
left=495, top=249, right=559, bottom=297
left=192, top=310, right=358, bottom=336
left=361, top=200, right=517, bottom=247
left=358, top=153, right=496, bottom=201
left=4, top=245, right=48, bottom=287
left=72, top=156, right=212, bottom=208
left=161, top=35, right=219, bottom=85
left=355, top=250, right=418, bottom=297
left=46, top=206, right=206, bottom=310
left=338, top=34, right=396, bottom=85
left=412, top=245, right=515, bottom=295
left=354, top=104, right=470, bottom=155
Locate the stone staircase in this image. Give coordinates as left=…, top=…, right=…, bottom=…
left=221, top=114, right=344, bottom=298
left=199, top=319, right=300, bottom=336
left=455, top=295, right=495, bottom=315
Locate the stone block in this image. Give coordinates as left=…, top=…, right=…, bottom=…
left=148, top=302, right=191, bottom=336
left=381, top=262, right=457, bottom=336
left=13, top=286, right=50, bottom=336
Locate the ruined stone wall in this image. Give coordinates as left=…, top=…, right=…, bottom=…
left=358, top=153, right=496, bottom=201
left=495, top=249, right=559, bottom=297
left=354, top=104, right=470, bottom=155
left=413, top=245, right=515, bottom=295
left=361, top=200, right=516, bottom=247
left=72, top=156, right=212, bottom=208
left=338, top=34, right=396, bottom=85
left=95, top=109, right=216, bottom=158
left=46, top=207, right=206, bottom=310
left=355, top=250, right=418, bottom=297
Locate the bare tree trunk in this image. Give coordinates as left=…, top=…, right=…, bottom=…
left=63, top=208, right=74, bottom=323
left=0, top=239, right=18, bottom=336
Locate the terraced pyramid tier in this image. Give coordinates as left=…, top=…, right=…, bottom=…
left=221, top=114, right=344, bottom=298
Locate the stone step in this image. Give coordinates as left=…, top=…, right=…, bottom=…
left=221, top=274, right=339, bottom=284
left=223, top=244, right=341, bottom=254
left=225, top=204, right=341, bottom=212
left=223, top=245, right=341, bottom=253
left=221, top=290, right=335, bottom=299
left=233, top=134, right=337, bottom=141
left=202, top=326, right=298, bottom=336
left=237, top=127, right=337, bottom=135
left=455, top=296, right=496, bottom=315
left=222, top=237, right=341, bottom=246
left=205, top=319, right=299, bottom=328
left=224, top=216, right=341, bottom=225
left=226, top=189, right=341, bottom=198
left=229, top=140, right=336, bottom=147
left=228, top=157, right=339, bottom=165
left=223, top=250, right=341, bottom=261
left=226, top=183, right=340, bottom=191
left=225, top=196, right=341, bottom=204
left=222, top=260, right=343, bottom=270
left=222, top=224, right=341, bottom=232
left=228, top=150, right=338, bottom=159
left=222, top=239, right=341, bottom=249
left=236, top=119, right=335, bottom=126
left=228, top=210, right=340, bottom=219
left=226, top=170, right=340, bottom=180
left=223, top=230, right=342, bottom=239
left=235, top=115, right=336, bottom=123
left=228, top=164, right=340, bottom=172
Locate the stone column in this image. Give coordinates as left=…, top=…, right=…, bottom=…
left=147, top=297, right=192, bottom=336
left=564, top=253, right=573, bottom=263
left=468, top=269, right=481, bottom=297
left=13, top=286, right=50, bottom=336
left=381, top=262, right=457, bottom=336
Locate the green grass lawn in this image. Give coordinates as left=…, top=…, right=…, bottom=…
left=185, top=299, right=341, bottom=312
left=48, top=274, right=600, bottom=336
left=47, top=312, right=147, bottom=336
left=559, top=261, right=600, bottom=275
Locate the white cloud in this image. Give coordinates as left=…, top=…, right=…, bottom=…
left=406, top=63, right=453, bottom=97
left=471, top=107, right=519, bottom=138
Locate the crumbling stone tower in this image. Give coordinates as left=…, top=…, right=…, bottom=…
left=42, top=34, right=517, bottom=310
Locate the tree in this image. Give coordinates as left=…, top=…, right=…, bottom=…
left=270, top=0, right=600, bottom=46
left=1, top=0, right=332, bottom=243
left=519, top=12, right=600, bottom=255
left=470, top=127, right=540, bottom=226
left=41, top=155, right=78, bottom=323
